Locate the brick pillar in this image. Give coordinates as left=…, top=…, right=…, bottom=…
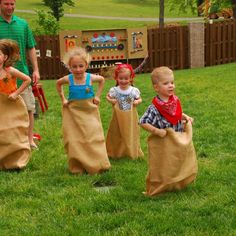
left=189, top=22, right=205, bottom=68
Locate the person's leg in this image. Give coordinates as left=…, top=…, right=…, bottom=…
left=28, top=110, right=36, bottom=147
left=20, top=86, right=37, bottom=148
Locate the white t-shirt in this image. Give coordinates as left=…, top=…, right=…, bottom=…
left=108, top=86, right=140, bottom=110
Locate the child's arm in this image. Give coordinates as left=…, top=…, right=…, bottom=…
left=106, top=93, right=117, bottom=105
left=91, top=74, right=105, bottom=105
left=140, top=123, right=167, bottom=138
left=8, top=67, right=31, bottom=100
left=133, top=97, right=142, bottom=106
left=56, top=76, right=69, bottom=106
left=182, top=113, right=194, bottom=124
left=133, top=87, right=142, bottom=106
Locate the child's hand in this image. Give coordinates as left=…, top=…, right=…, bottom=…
left=93, top=96, right=100, bottom=105
left=157, top=129, right=167, bottom=138
left=62, top=99, right=69, bottom=107
left=106, top=93, right=117, bottom=105
left=109, top=98, right=117, bottom=105
left=153, top=128, right=167, bottom=138
left=8, top=92, right=18, bottom=100
left=133, top=100, right=141, bottom=106
left=183, top=115, right=194, bottom=124
left=141, top=124, right=167, bottom=138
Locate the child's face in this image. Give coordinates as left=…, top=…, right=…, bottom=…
left=153, top=74, right=175, bottom=101
left=69, top=55, right=87, bottom=77
left=117, top=70, right=131, bottom=90
left=0, top=50, right=7, bottom=66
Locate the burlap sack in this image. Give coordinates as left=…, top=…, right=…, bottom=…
left=63, top=99, right=111, bottom=174
left=106, top=103, right=144, bottom=159
left=145, top=122, right=197, bottom=196
left=0, top=93, right=30, bottom=170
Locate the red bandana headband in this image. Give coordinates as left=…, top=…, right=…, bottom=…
left=114, top=64, right=135, bottom=82
left=152, top=95, right=182, bottom=125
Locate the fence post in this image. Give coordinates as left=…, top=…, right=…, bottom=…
left=188, top=22, right=205, bottom=68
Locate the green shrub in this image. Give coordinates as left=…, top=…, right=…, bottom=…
left=33, top=10, right=60, bottom=35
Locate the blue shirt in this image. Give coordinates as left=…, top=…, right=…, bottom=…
left=68, top=73, right=94, bottom=101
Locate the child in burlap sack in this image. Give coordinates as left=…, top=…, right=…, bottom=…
left=106, top=64, right=144, bottom=159
left=0, top=39, right=31, bottom=169
left=140, top=66, right=197, bottom=196
left=56, top=47, right=111, bottom=175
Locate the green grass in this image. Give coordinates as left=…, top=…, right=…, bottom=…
left=1, top=63, right=236, bottom=235
left=16, top=0, right=199, bottom=31
left=19, top=13, right=155, bottom=31
left=16, top=0, right=197, bottom=18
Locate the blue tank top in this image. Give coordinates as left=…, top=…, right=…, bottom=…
left=68, top=73, right=94, bottom=101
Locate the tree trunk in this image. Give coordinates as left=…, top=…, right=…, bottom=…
left=197, top=0, right=204, bottom=16
left=232, top=0, right=236, bottom=18
left=159, top=0, right=164, bottom=28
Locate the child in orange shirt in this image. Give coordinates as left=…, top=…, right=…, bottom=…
left=0, top=39, right=31, bottom=170
left=0, top=39, right=31, bottom=97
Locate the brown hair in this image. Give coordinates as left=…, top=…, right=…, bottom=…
left=0, top=39, right=20, bottom=67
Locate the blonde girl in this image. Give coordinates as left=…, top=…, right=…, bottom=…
left=56, top=47, right=111, bottom=174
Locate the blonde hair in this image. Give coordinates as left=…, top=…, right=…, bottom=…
left=151, top=66, right=174, bottom=84
left=0, top=39, right=20, bottom=67
left=63, top=47, right=91, bottom=67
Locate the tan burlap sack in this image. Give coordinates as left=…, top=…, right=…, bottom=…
left=106, top=103, right=144, bottom=159
left=63, top=99, right=111, bottom=174
left=0, top=93, right=31, bottom=170
left=145, top=122, right=197, bottom=196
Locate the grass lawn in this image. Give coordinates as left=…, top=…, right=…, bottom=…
left=16, top=0, right=197, bottom=18
left=16, top=0, right=200, bottom=31
left=19, top=12, right=156, bottom=32
left=0, top=63, right=235, bottom=235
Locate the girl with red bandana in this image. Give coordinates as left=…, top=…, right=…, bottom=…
left=140, top=67, right=197, bottom=196
left=106, top=64, right=144, bottom=159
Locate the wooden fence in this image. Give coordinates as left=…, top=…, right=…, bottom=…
left=205, top=19, right=236, bottom=66
left=34, top=19, right=236, bottom=80
left=147, top=25, right=189, bottom=71
left=35, top=35, right=68, bottom=80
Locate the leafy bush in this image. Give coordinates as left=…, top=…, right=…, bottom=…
left=33, top=10, right=60, bottom=35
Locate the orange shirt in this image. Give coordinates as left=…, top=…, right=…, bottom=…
left=0, top=72, right=17, bottom=95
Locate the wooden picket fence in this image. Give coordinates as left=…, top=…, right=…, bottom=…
left=205, top=19, right=236, bottom=66
left=34, top=35, right=68, bottom=80
left=34, top=19, right=236, bottom=80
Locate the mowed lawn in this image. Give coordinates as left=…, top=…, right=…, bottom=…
left=16, top=0, right=199, bottom=31
left=0, top=63, right=235, bottom=235
left=16, top=0, right=196, bottom=18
